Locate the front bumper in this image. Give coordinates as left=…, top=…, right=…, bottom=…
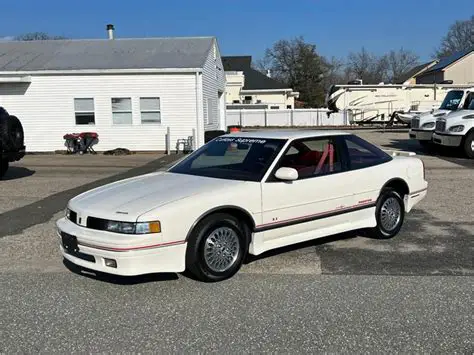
left=432, top=133, right=463, bottom=147
left=409, top=129, right=433, bottom=141
left=56, top=217, right=187, bottom=276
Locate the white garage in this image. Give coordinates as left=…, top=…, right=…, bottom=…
left=0, top=34, right=226, bottom=152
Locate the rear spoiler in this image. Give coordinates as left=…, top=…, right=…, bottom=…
left=383, top=149, right=417, bottom=157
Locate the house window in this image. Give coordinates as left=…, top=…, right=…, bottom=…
left=271, top=106, right=279, bottom=109
left=74, top=98, right=95, bottom=125
left=140, top=97, right=161, bottom=124
left=111, top=98, right=132, bottom=124
left=287, top=105, right=292, bottom=109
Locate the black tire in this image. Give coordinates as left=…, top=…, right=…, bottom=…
left=0, top=160, right=8, bottom=178
left=0, top=115, right=24, bottom=151
left=185, top=213, right=248, bottom=282
left=462, top=131, right=474, bottom=159
left=368, top=188, right=405, bottom=239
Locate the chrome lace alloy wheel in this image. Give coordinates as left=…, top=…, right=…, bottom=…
left=204, top=227, right=240, bottom=273
left=380, top=197, right=401, bottom=231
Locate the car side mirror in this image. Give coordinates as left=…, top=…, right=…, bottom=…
left=275, top=167, right=298, bottom=181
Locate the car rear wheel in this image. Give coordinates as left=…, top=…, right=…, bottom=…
left=185, top=213, right=248, bottom=282
left=368, top=188, right=405, bottom=239
left=462, top=131, right=474, bottom=159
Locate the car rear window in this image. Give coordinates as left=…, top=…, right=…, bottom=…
left=344, top=135, right=392, bottom=170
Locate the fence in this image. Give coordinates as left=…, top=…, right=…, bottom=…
left=225, top=109, right=348, bottom=127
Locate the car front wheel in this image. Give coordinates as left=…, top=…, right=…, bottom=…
left=185, top=213, right=248, bottom=282
left=368, top=188, right=405, bottom=239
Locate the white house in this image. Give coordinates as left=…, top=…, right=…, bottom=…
left=222, top=56, right=299, bottom=110
left=0, top=29, right=226, bottom=152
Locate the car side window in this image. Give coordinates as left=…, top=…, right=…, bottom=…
left=277, top=137, right=343, bottom=179
left=344, top=135, right=391, bottom=170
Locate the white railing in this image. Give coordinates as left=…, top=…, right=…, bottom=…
left=225, top=109, right=348, bottom=127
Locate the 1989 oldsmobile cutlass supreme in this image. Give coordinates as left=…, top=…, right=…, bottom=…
left=56, top=130, right=428, bottom=282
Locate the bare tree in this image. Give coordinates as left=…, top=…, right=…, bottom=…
left=252, top=55, right=272, bottom=74
left=346, top=47, right=389, bottom=84
left=15, top=32, right=67, bottom=41
left=260, top=36, right=330, bottom=107
left=435, top=15, right=474, bottom=57
left=385, top=48, right=420, bottom=82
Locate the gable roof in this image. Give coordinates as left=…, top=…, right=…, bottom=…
left=416, top=48, right=474, bottom=76
left=0, top=37, right=215, bottom=72
left=222, top=55, right=289, bottom=90
left=393, top=60, right=437, bottom=84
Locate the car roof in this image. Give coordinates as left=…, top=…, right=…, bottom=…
left=221, top=129, right=350, bottom=140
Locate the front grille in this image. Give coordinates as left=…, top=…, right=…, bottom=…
left=436, top=120, right=446, bottom=132
left=411, top=118, right=420, bottom=129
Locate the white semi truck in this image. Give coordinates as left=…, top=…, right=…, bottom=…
left=408, top=88, right=474, bottom=147
left=432, top=98, right=474, bottom=158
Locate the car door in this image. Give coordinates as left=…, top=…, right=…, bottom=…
left=259, top=135, right=356, bottom=244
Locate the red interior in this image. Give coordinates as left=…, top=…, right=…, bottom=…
left=285, top=144, right=334, bottom=175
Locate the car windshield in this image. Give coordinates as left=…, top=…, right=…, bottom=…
left=168, top=136, right=287, bottom=181
left=439, top=90, right=464, bottom=110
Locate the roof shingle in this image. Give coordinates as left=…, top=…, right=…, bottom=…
left=0, top=37, right=215, bottom=71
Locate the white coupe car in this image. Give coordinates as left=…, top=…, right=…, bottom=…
left=56, top=130, right=428, bottom=282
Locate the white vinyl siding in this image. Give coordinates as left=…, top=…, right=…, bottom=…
left=112, top=97, right=132, bottom=124
left=201, top=40, right=226, bottom=131
left=140, top=97, right=161, bottom=124
left=74, top=98, right=95, bottom=125
left=204, top=98, right=212, bottom=125
left=0, top=73, right=198, bottom=151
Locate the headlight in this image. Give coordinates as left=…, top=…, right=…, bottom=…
left=65, top=208, right=71, bottom=219
left=462, top=114, right=474, bottom=119
left=422, top=122, right=435, bottom=129
left=449, top=125, right=464, bottom=132
left=105, top=220, right=161, bottom=234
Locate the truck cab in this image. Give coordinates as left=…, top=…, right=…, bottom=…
left=409, top=88, right=474, bottom=148
left=432, top=96, right=474, bottom=158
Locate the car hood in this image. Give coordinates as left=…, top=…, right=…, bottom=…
left=69, top=171, right=246, bottom=221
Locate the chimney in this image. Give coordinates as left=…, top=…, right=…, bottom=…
left=266, top=69, right=271, bottom=78
left=106, top=24, right=115, bottom=40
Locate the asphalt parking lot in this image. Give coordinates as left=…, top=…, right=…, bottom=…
left=0, top=129, right=473, bottom=353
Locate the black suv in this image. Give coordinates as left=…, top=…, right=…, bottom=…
left=0, top=107, right=25, bottom=178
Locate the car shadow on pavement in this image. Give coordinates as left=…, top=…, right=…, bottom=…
left=382, top=137, right=463, bottom=157
left=244, top=231, right=358, bottom=265
left=62, top=258, right=179, bottom=285
left=1, top=166, right=35, bottom=180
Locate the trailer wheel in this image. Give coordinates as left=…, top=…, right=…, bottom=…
left=462, top=131, right=474, bottom=159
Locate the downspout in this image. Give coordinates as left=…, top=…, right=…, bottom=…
left=195, top=71, right=201, bottom=150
